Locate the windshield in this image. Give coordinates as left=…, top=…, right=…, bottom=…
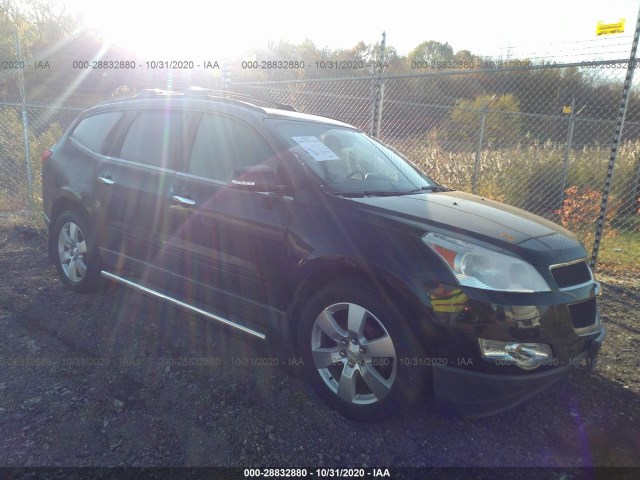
left=271, top=120, right=436, bottom=195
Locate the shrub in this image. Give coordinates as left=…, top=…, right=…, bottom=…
left=554, top=186, right=621, bottom=245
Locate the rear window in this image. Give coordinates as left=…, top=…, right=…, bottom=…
left=71, top=111, right=123, bottom=154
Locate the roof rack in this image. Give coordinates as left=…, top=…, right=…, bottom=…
left=95, top=88, right=179, bottom=106
left=185, top=87, right=298, bottom=112
left=133, top=87, right=297, bottom=112
left=137, top=88, right=181, bottom=98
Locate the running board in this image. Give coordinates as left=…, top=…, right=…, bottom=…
left=100, top=270, right=266, bottom=340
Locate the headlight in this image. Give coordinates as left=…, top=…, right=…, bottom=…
left=423, top=232, right=550, bottom=293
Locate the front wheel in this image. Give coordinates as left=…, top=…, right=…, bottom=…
left=51, top=210, right=101, bottom=292
left=297, top=282, right=426, bottom=420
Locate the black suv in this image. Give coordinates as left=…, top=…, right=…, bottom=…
left=42, top=89, right=605, bottom=419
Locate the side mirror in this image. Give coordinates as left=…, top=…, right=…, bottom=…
left=228, top=165, right=277, bottom=192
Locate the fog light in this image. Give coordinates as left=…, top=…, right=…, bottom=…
left=479, top=338, right=553, bottom=370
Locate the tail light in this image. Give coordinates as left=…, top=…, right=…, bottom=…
left=41, top=149, right=52, bottom=164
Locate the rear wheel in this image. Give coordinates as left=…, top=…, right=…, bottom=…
left=298, top=281, right=425, bottom=420
left=51, top=210, right=101, bottom=292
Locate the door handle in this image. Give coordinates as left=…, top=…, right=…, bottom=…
left=98, top=176, right=115, bottom=185
left=171, top=195, right=196, bottom=207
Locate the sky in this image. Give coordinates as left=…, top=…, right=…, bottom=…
left=58, top=0, right=640, bottom=62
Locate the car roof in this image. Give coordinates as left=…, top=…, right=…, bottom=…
left=88, top=89, right=356, bottom=129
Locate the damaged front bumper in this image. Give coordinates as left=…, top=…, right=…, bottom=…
left=432, top=327, right=606, bottom=417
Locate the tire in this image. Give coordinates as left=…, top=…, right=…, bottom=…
left=51, top=210, right=101, bottom=292
left=297, top=281, right=426, bottom=421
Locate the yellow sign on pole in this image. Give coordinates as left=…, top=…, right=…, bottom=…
left=563, top=105, right=572, bottom=114
left=596, top=19, right=626, bottom=35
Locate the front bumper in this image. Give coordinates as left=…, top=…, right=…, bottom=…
left=433, top=327, right=606, bottom=417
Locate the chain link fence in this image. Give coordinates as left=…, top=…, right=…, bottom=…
left=234, top=60, right=640, bottom=258
left=0, top=103, right=81, bottom=215
left=1, top=60, right=639, bottom=266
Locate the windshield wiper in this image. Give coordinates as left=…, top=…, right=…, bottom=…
left=336, top=185, right=447, bottom=198
left=406, top=185, right=447, bottom=194
left=336, top=190, right=405, bottom=198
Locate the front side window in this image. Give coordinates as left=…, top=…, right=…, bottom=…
left=118, top=110, right=188, bottom=168
left=71, top=111, right=123, bottom=154
left=272, top=120, right=436, bottom=195
left=188, top=114, right=276, bottom=182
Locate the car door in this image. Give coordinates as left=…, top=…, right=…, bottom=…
left=96, top=108, right=194, bottom=279
left=167, top=112, right=292, bottom=327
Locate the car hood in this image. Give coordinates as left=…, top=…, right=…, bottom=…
left=347, top=190, right=587, bottom=265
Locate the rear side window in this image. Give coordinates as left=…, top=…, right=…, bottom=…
left=70, top=111, right=123, bottom=154
left=188, top=114, right=275, bottom=181
left=119, top=110, right=188, bottom=169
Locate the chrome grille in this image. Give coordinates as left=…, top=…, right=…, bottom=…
left=551, top=261, right=592, bottom=289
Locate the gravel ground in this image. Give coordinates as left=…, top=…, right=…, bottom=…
left=0, top=224, right=639, bottom=469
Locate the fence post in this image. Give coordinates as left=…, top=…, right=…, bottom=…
left=14, top=26, right=33, bottom=213
left=559, top=98, right=576, bottom=210
left=20, top=109, right=31, bottom=210
left=370, top=32, right=386, bottom=138
left=590, top=5, right=640, bottom=269
left=629, top=155, right=640, bottom=215
left=472, top=95, right=496, bottom=195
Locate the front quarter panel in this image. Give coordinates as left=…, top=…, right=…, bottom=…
left=285, top=193, right=455, bottom=330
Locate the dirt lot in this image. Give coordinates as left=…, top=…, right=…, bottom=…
left=0, top=222, right=639, bottom=470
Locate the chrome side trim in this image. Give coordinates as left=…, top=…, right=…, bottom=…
left=100, top=270, right=266, bottom=340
